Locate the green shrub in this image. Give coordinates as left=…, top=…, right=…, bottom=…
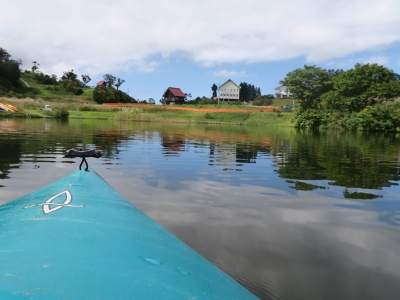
left=93, top=86, right=136, bottom=104
left=54, top=108, right=69, bottom=119
left=357, top=103, right=400, bottom=132
left=341, top=112, right=360, bottom=129
left=292, top=108, right=330, bottom=128
left=205, top=113, right=214, bottom=119
left=74, top=88, right=84, bottom=95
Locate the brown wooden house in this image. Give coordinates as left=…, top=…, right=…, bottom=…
left=162, top=87, right=186, bottom=104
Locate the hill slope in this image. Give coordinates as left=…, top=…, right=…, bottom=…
left=18, top=72, right=95, bottom=102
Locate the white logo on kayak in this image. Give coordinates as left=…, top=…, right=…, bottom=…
left=24, top=190, right=85, bottom=214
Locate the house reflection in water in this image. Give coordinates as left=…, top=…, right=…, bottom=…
left=159, top=131, right=258, bottom=165
left=161, top=133, right=185, bottom=157
left=209, top=142, right=257, bottom=171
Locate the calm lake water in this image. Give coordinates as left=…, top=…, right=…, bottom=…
left=1, top=118, right=400, bottom=299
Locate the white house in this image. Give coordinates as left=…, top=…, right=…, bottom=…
left=275, top=86, right=293, bottom=98
left=219, top=79, right=240, bottom=101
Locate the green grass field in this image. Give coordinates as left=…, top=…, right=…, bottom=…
left=67, top=107, right=294, bottom=126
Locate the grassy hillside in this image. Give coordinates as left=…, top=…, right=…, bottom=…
left=19, top=72, right=95, bottom=102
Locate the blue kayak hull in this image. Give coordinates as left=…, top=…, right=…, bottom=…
left=0, top=169, right=257, bottom=299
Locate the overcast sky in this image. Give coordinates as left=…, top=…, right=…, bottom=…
left=1, top=0, right=400, bottom=101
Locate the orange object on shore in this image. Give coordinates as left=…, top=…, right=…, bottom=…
left=0, top=103, right=20, bottom=112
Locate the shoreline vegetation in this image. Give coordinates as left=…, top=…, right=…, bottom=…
left=0, top=97, right=294, bottom=126
left=280, top=64, right=400, bottom=132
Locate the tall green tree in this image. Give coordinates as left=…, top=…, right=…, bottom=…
left=61, top=70, right=78, bottom=82
left=0, top=48, right=21, bottom=91
left=211, top=83, right=218, bottom=98
left=31, top=61, right=40, bottom=73
left=115, top=78, right=125, bottom=90
left=0, top=48, right=11, bottom=61
left=280, top=65, right=332, bottom=108
left=81, top=74, right=91, bottom=87
left=324, top=63, right=400, bottom=112
left=103, top=74, right=116, bottom=88
left=239, top=82, right=261, bottom=101
left=61, top=70, right=80, bottom=99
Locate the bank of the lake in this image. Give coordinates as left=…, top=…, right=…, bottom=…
left=68, top=108, right=293, bottom=126
left=0, top=97, right=294, bottom=126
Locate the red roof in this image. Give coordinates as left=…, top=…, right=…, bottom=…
left=97, top=80, right=106, bottom=86
left=166, top=87, right=185, bottom=98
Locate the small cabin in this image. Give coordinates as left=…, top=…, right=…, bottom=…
left=162, top=87, right=186, bottom=105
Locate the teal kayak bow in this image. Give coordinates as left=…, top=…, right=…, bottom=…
left=0, top=168, right=257, bottom=299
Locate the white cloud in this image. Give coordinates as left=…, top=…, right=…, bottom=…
left=363, top=56, right=389, bottom=66
left=212, top=69, right=246, bottom=77
left=324, top=54, right=393, bottom=70
left=1, top=0, right=400, bottom=76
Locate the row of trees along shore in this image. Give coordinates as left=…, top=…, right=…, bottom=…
left=0, top=47, right=135, bottom=104
left=281, top=64, right=400, bottom=132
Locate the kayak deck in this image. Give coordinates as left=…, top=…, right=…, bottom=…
left=0, top=169, right=257, bottom=299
